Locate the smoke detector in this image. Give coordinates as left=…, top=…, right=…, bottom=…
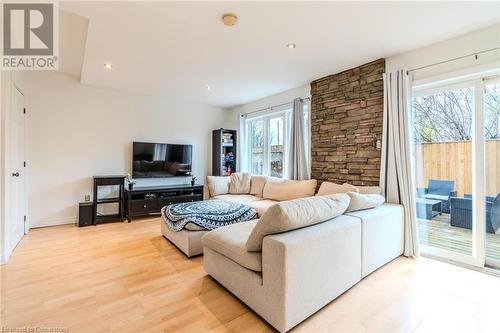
left=222, top=13, right=238, bottom=26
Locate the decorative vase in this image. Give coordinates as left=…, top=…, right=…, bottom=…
left=191, top=180, right=195, bottom=186
left=128, top=183, right=134, bottom=190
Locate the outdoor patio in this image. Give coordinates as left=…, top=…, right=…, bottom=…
left=418, top=214, right=500, bottom=261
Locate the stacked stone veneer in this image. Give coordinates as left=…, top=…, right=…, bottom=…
left=310, top=59, right=385, bottom=186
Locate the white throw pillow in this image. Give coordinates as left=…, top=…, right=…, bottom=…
left=316, top=182, right=359, bottom=196
left=345, top=192, right=385, bottom=212
left=206, top=176, right=230, bottom=197
left=229, top=172, right=251, bottom=194
left=262, top=179, right=317, bottom=201
left=249, top=175, right=268, bottom=197
left=357, top=186, right=382, bottom=195
left=246, top=193, right=350, bottom=251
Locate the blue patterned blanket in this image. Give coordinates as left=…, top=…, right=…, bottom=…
left=161, top=200, right=257, bottom=231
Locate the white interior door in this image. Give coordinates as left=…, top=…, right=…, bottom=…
left=9, top=86, right=26, bottom=252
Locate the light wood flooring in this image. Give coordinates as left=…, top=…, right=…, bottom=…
left=2, top=218, right=500, bottom=333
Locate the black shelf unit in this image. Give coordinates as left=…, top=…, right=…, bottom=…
left=77, top=202, right=94, bottom=227
left=212, top=128, right=237, bottom=176
left=125, top=184, right=204, bottom=222
left=93, top=175, right=125, bottom=224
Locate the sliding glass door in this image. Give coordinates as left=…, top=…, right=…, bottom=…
left=412, top=71, right=500, bottom=268
left=483, top=79, right=500, bottom=269
left=413, top=84, right=474, bottom=261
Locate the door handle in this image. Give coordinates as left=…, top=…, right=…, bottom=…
left=12, top=172, right=19, bottom=177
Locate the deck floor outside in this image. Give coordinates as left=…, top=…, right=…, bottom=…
left=418, top=214, right=500, bottom=260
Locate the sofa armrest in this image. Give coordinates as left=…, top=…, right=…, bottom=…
left=203, top=185, right=211, bottom=200
left=261, top=216, right=361, bottom=332
left=417, top=187, right=428, bottom=197
left=449, top=190, right=457, bottom=198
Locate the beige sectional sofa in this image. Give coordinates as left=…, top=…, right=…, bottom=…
left=202, top=187, right=404, bottom=332
left=161, top=174, right=317, bottom=257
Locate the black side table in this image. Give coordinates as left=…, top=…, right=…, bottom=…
left=93, top=175, right=125, bottom=224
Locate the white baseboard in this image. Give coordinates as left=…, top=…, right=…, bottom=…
left=30, top=216, right=76, bottom=228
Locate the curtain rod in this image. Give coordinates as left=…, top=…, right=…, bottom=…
left=241, top=97, right=310, bottom=117
left=407, top=46, right=500, bottom=74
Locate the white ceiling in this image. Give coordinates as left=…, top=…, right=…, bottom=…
left=60, top=1, right=500, bottom=108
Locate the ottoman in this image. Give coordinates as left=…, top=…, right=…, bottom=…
left=161, top=200, right=257, bottom=257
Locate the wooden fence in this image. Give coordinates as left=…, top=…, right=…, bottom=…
left=414, top=139, right=500, bottom=197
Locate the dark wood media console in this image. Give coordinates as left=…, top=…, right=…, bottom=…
left=124, top=184, right=204, bottom=222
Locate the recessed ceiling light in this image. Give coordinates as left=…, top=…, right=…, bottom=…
left=104, top=63, right=113, bottom=70
left=286, top=43, right=296, bottom=49
left=206, top=85, right=212, bottom=91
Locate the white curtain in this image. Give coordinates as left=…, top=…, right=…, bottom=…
left=239, top=113, right=248, bottom=173
left=380, top=69, right=419, bottom=257
left=288, top=98, right=310, bottom=180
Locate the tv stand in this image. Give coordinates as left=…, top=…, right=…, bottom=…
left=124, top=184, right=203, bottom=222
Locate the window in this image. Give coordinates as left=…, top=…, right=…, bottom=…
left=250, top=119, right=264, bottom=175
left=244, top=102, right=310, bottom=179
left=246, top=111, right=291, bottom=178
left=269, top=116, right=285, bottom=177
left=244, top=110, right=291, bottom=178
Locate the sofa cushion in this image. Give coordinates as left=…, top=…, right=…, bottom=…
left=207, top=176, right=230, bottom=196
left=246, top=199, right=278, bottom=217
left=316, top=182, right=359, bottom=196
left=345, top=204, right=403, bottom=277
left=357, top=186, right=382, bottom=195
left=202, top=219, right=262, bottom=271
left=246, top=194, right=350, bottom=251
left=346, top=192, right=385, bottom=212
left=229, top=173, right=251, bottom=194
left=422, top=193, right=449, bottom=201
left=262, top=179, right=317, bottom=201
left=250, top=175, right=268, bottom=198
left=212, top=194, right=261, bottom=204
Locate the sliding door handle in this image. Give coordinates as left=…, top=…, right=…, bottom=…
left=12, top=172, right=19, bottom=177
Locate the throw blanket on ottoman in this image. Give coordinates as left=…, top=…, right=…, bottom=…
left=161, top=200, right=257, bottom=231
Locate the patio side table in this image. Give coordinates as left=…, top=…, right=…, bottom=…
left=416, top=198, right=442, bottom=219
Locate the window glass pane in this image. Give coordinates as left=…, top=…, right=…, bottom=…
left=414, top=87, right=473, bottom=142
left=250, top=120, right=264, bottom=175
left=269, top=117, right=284, bottom=178
left=413, top=86, right=474, bottom=255
left=484, top=82, right=500, bottom=265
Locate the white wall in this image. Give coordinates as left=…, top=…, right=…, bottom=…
left=387, top=24, right=500, bottom=80
left=230, top=84, right=310, bottom=117
left=17, top=71, right=229, bottom=228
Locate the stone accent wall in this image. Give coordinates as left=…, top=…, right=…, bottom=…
left=310, top=59, right=385, bottom=186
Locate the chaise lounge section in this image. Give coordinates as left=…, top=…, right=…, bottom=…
left=202, top=188, right=404, bottom=332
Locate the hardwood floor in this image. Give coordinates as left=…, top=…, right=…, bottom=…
left=2, top=218, right=499, bottom=333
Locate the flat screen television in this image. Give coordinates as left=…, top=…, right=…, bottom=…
left=132, top=142, right=192, bottom=178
